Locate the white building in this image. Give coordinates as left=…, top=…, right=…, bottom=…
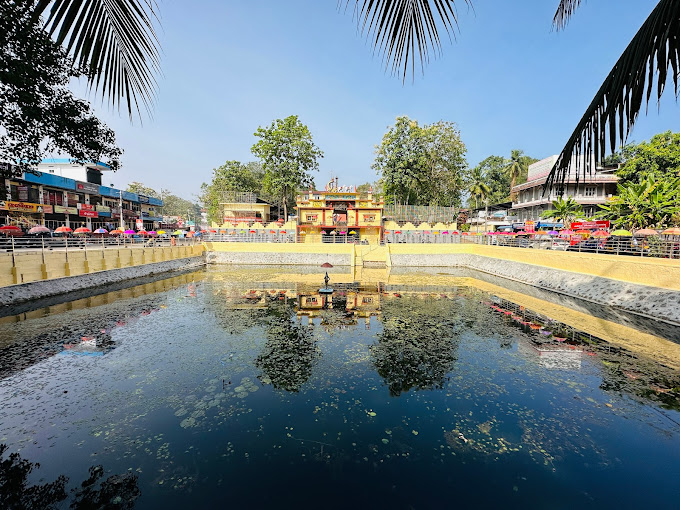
left=511, top=155, right=619, bottom=222
left=37, top=158, right=112, bottom=185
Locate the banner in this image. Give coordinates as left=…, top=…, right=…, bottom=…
left=95, top=205, right=111, bottom=213
left=54, top=205, right=78, bottom=215
left=136, top=219, right=143, bottom=230
left=79, top=210, right=98, bottom=218
left=75, top=181, right=100, bottom=194
left=0, top=201, right=44, bottom=213
left=77, top=203, right=95, bottom=211
left=571, top=220, right=610, bottom=230
left=525, top=220, right=535, bottom=234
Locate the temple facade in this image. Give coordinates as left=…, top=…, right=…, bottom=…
left=296, top=182, right=384, bottom=244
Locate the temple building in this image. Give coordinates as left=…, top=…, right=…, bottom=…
left=296, top=179, right=384, bottom=243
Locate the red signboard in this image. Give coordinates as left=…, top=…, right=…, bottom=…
left=571, top=220, right=610, bottom=230
left=525, top=220, right=535, bottom=234
left=78, top=203, right=95, bottom=211
left=79, top=210, right=98, bottom=218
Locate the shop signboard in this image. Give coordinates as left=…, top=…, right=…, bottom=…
left=18, top=186, right=29, bottom=201
left=138, top=195, right=150, bottom=204
left=136, top=219, right=143, bottom=229
left=570, top=220, right=610, bottom=230
left=75, top=181, right=100, bottom=195
left=77, top=203, right=95, bottom=211
left=95, top=205, right=111, bottom=213
left=54, top=205, right=78, bottom=215
left=79, top=210, right=98, bottom=218
left=42, top=205, right=53, bottom=214
left=0, top=201, right=45, bottom=213
left=525, top=220, right=535, bottom=234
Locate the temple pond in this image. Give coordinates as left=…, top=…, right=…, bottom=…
left=1, top=268, right=679, bottom=509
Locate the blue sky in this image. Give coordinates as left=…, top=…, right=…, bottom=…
left=80, top=0, right=679, bottom=200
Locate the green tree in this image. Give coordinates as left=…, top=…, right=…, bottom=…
left=373, top=116, right=467, bottom=207
left=200, top=161, right=265, bottom=225
left=467, top=165, right=490, bottom=210
left=596, top=175, right=680, bottom=230
left=126, top=182, right=159, bottom=199
left=472, top=155, right=510, bottom=205
left=615, top=131, right=680, bottom=186
left=505, top=149, right=535, bottom=200
left=0, top=0, right=121, bottom=183
left=540, top=196, right=584, bottom=226
left=160, top=190, right=200, bottom=223
left=251, top=115, right=323, bottom=220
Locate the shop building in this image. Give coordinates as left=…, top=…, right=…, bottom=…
left=511, top=155, right=619, bottom=222
left=1, top=161, right=163, bottom=231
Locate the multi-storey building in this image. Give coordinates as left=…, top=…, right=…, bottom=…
left=511, top=155, right=619, bottom=222
left=295, top=182, right=384, bottom=243
left=1, top=160, right=163, bottom=231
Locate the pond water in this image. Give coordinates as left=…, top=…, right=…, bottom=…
left=1, top=268, right=679, bottom=509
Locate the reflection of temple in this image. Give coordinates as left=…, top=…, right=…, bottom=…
left=296, top=285, right=382, bottom=330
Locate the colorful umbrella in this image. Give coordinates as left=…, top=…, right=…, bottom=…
left=611, top=229, right=632, bottom=236
left=547, top=230, right=559, bottom=235
left=137, top=229, right=148, bottom=236
left=156, top=230, right=166, bottom=235
left=28, top=225, right=51, bottom=234
left=173, top=230, right=183, bottom=235
left=55, top=226, right=73, bottom=233
left=147, top=231, right=158, bottom=237
left=270, top=230, right=277, bottom=234
left=591, top=230, right=609, bottom=238
left=124, top=229, right=136, bottom=235
left=74, top=227, right=91, bottom=234
left=93, top=228, right=108, bottom=234
left=661, top=227, right=680, bottom=235
left=249, top=229, right=256, bottom=233
left=109, top=229, right=124, bottom=235
left=535, top=230, right=548, bottom=235
left=280, top=230, right=286, bottom=234
left=349, top=230, right=356, bottom=234
left=515, top=231, right=528, bottom=236
left=0, top=225, right=22, bottom=233
left=559, top=229, right=574, bottom=237
left=633, top=228, right=658, bottom=236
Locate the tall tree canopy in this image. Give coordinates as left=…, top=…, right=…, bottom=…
left=251, top=116, right=323, bottom=220
left=373, top=116, right=467, bottom=207
left=614, top=131, right=680, bottom=186
left=1, top=0, right=121, bottom=181
left=126, top=182, right=159, bottom=199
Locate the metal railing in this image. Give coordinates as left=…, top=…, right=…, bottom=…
left=0, top=236, right=200, bottom=253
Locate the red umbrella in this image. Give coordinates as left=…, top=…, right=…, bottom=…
left=137, top=229, right=148, bottom=236
left=0, top=225, right=22, bottom=236
left=55, top=226, right=73, bottom=233
left=74, top=227, right=91, bottom=234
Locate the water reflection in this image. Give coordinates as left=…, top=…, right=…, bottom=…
left=0, top=444, right=140, bottom=509
left=371, top=295, right=462, bottom=396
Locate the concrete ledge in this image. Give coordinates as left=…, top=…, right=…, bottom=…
left=0, top=256, right=205, bottom=307
left=205, top=242, right=353, bottom=266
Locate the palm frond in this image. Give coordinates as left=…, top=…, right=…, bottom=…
left=545, top=0, right=680, bottom=192
left=33, top=0, right=161, bottom=120
left=343, top=0, right=471, bottom=81
left=553, top=0, right=584, bottom=30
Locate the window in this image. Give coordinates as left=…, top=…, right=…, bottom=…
left=306, top=214, right=318, bottom=222
left=363, top=215, right=375, bottom=222
left=585, top=186, right=596, bottom=197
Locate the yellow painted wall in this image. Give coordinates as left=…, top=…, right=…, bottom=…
left=0, top=245, right=205, bottom=288
left=387, top=243, right=680, bottom=291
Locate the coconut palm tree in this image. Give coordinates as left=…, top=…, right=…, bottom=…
left=467, top=166, right=490, bottom=210
left=30, top=0, right=680, bottom=172
left=540, top=196, right=583, bottom=227
left=505, top=150, right=530, bottom=201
